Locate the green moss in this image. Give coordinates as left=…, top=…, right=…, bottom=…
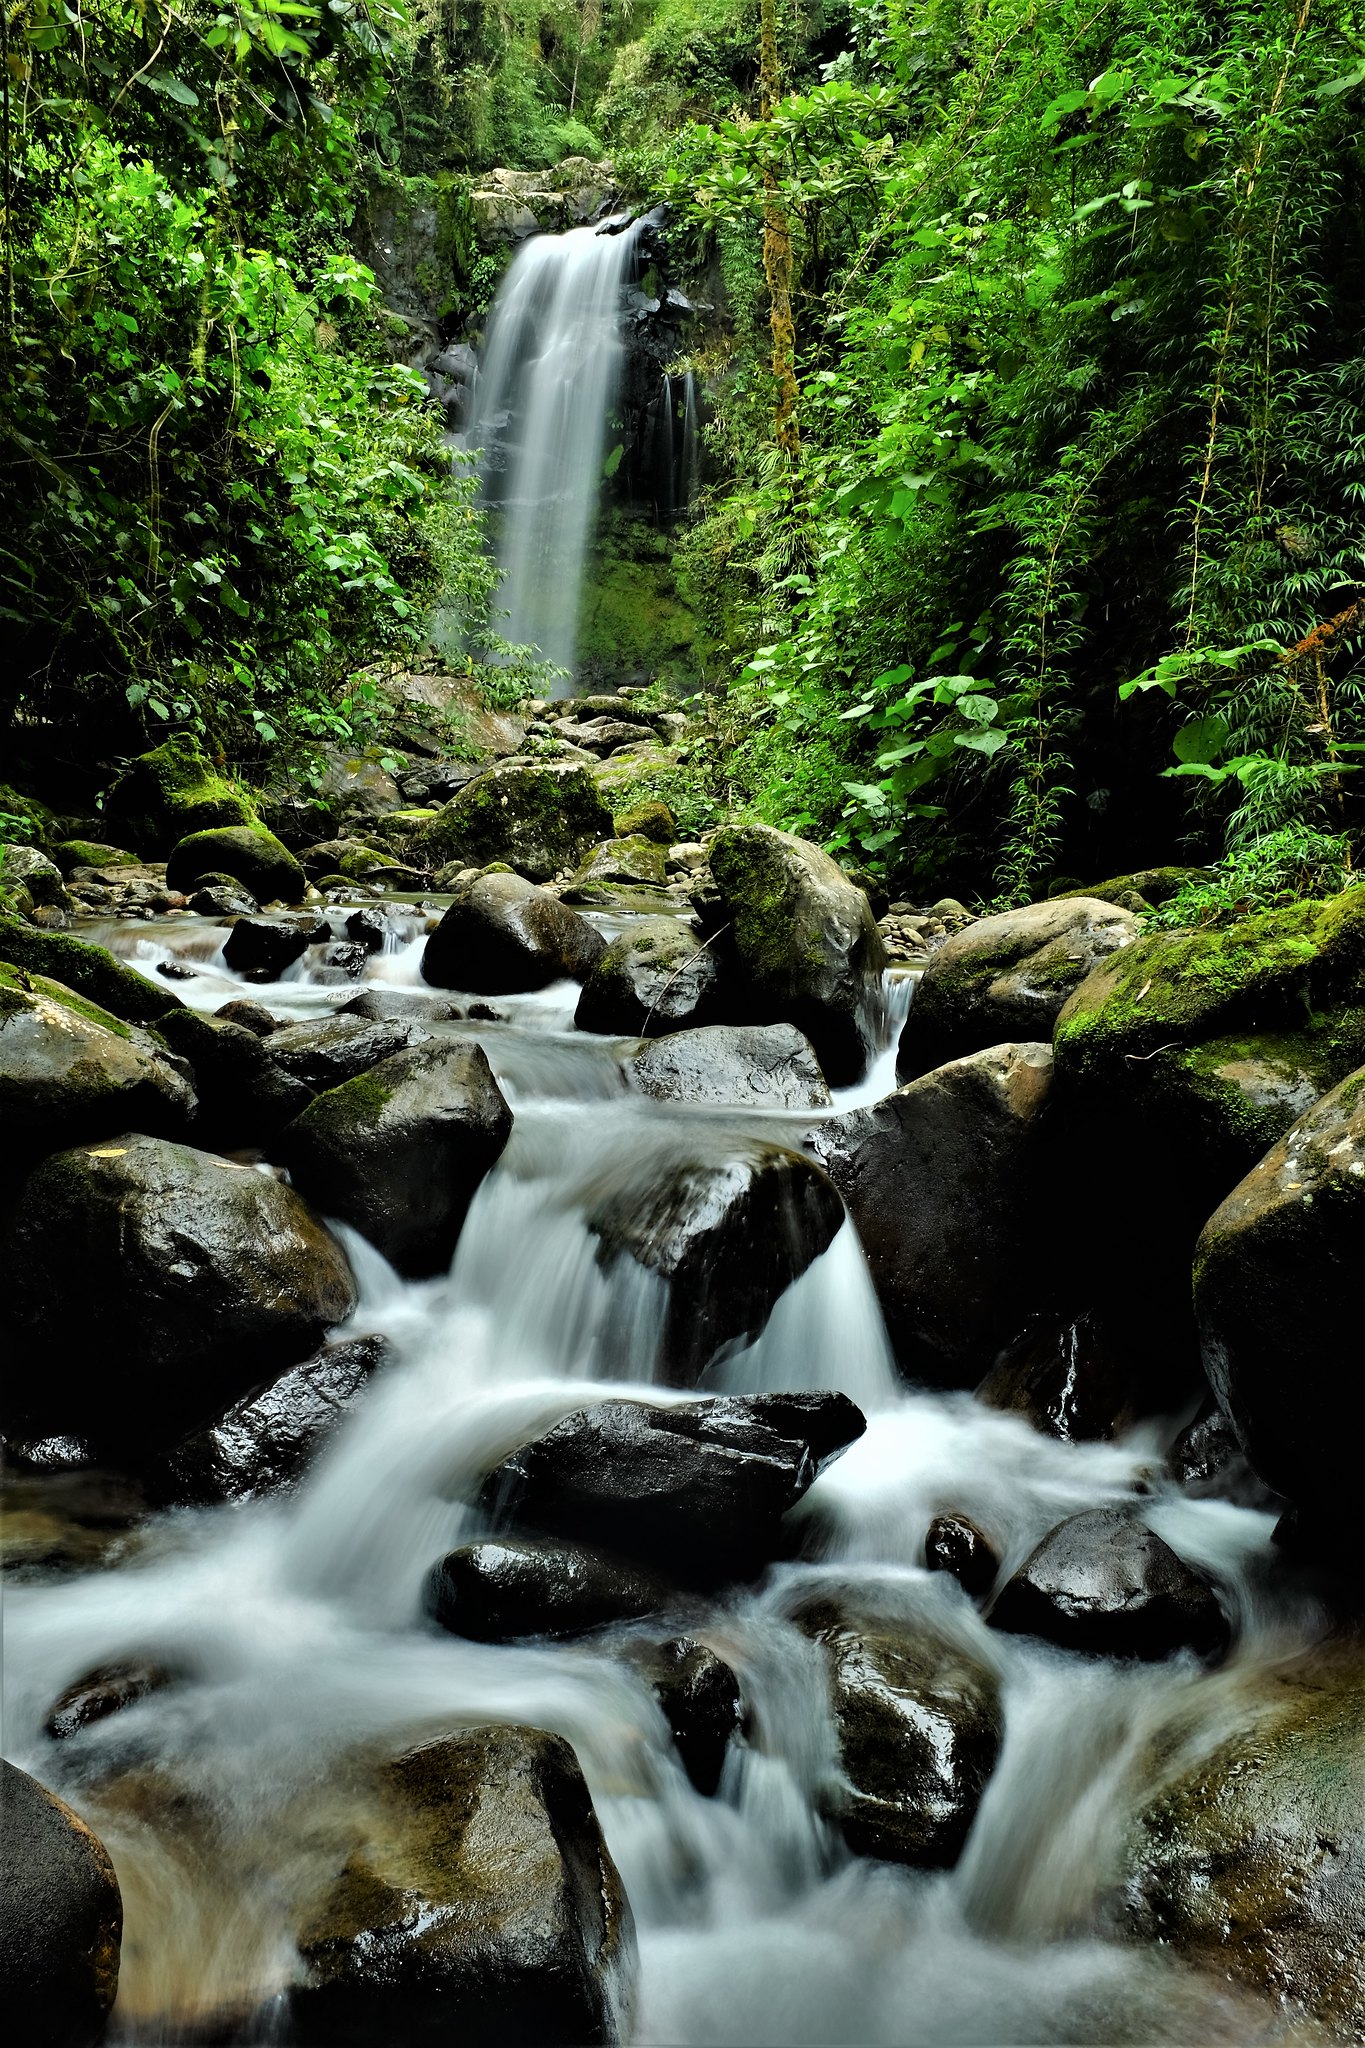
left=410, top=763, right=613, bottom=882
left=613, top=799, right=676, bottom=844
left=0, top=915, right=183, bottom=1027
left=0, top=960, right=145, bottom=1039
left=1058, top=867, right=1208, bottom=908
left=165, top=824, right=305, bottom=903
left=106, top=734, right=258, bottom=854
left=298, top=1066, right=395, bottom=1138
left=53, top=840, right=140, bottom=872
left=576, top=515, right=712, bottom=695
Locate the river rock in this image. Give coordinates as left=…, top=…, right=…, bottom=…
left=45, top=1661, right=176, bottom=1741
left=189, top=878, right=258, bottom=918
left=575, top=918, right=722, bottom=1037
left=707, top=824, right=886, bottom=1086
left=422, top=871, right=605, bottom=992
left=298, top=837, right=392, bottom=882
left=1193, top=1065, right=1365, bottom=1552
left=53, top=841, right=140, bottom=875
left=273, top=1039, right=512, bottom=1276
left=1165, top=1408, right=1282, bottom=1511
left=924, top=1514, right=1000, bottom=1598
left=104, top=733, right=257, bottom=853
left=154, top=1007, right=311, bottom=1147
left=149, top=1334, right=390, bottom=1506
left=165, top=825, right=305, bottom=905
left=897, top=897, right=1137, bottom=1081
left=425, top=1536, right=671, bottom=1640
left=792, top=1591, right=1003, bottom=1867
left=990, top=1507, right=1228, bottom=1660
left=625, top=1022, right=830, bottom=1109
left=0, top=1759, right=123, bottom=2048
left=291, top=1725, right=634, bottom=2046
left=480, top=1391, right=865, bottom=1587
left=976, top=1310, right=1136, bottom=1441
left=0, top=914, right=184, bottom=1026
left=340, top=987, right=469, bottom=1025
left=221, top=912, right=328, bottom=979
left=613, top=800, right=676, bottom=844
left=0, top=1133, right=357, bottom=1458
left=562, top=836, right=669, bottom=901
left=588, top=1144, right=844, bottom=1383
left=809, top=1042, right=1058, bottom=1385
left=214, top=997, right=278, bottom=1035
left=623, top=1637, right=742, bottom=1796
left=263, top=1012, right=421, bottom=1092
left=1119, top=1638, right=1365, bottom=2036
left=408, top=761, right=614, bottom=883
left=1, top=967, right=194, bottom=1156
left=3, top=844, right=72, bottom=912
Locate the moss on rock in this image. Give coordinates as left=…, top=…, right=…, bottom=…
left=104, top=734, right=258, bottom=855
left=613, top=799, right=676, bottom=845
left=165, top=825, right=306, bottom=904
left=0, top=914, right=184, bottom=1027
left=408, top=761, right=613, bottom=883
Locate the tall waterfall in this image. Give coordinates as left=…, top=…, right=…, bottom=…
left=470, top=222, right=638, bottom=679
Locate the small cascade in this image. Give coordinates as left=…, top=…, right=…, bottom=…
left=647, top=369, right=703, bottom=525
left=469, top=222, right=639, bottom=679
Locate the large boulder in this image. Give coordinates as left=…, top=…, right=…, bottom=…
left=480, top=1391, right=865, bottom=1587
left=706, top=824, right=886, bottom=1086
left=0, top=1134, right=357, bottom=1458
left=1193, top=1065, right=1365, bottom=1551
left=165, top=825, right=306, bottom=905
left=588, top=1143, right=844, bottom=1384
left=0, top=1759, right=123, bottom=2048
left=2, top=844, right=72, bottom=913
left=1120, top=1640, right=1365, bottom=2037
left=273, top=1040, right=512, bottom=1277
left=989, top=1506, right=1228, bottom=1660
left=408, top=762, right=613, bottom=884
left=976, top=1309, right=1137, bottom=1442
left=291, top=1726, right=633, bottom=2046
left=425, top=1537, right=670, bottom=1641
left=221, top=912, right=327, bottom=979
left=104, top=733, right=257, bottom=853
left=562, top=836, right=668, bottom=902
left=809, top=1042, right=1059, bottom=1385
left=625, top=1023, right=830, bottom=1110
left=792, top=1589, right=1003, bottom=1867
left=575, top=918, right=721, bottom=1037
left=897, top=897, right=1137, bottom=1082
left=149, top=1334, right=390, bottom=1506
left=0, top=915, right=184, bottom=1027
left=154, top=1007, right=311, bottom=1148
left=262, top=1013, right=423, bottom=1093
left=1, top=967, right=194, bottom=1156
left=423, top=872, right=605, bottom=993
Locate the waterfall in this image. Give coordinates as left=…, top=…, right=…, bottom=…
left=469, top=222, right=638, bottom=679
left=648, top=370, right=703, bottom=526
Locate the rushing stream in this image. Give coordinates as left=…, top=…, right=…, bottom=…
left=2, top=906, right=1327, bottom=2045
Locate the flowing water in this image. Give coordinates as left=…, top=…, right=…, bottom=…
left=2, top=909, right=1328, bottom=2045
left=467, top=223, right=639, bottom=679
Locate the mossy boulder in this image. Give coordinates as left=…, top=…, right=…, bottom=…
left=898, top=897, right=1139, bottom=1082
left=1057, top=865, right=1209, bottom=908
left=104, top=734, right=257, bottom=854
left=290, top=1726, right=634, bottom=2047
left=53, top=841, right=140, bottom=875
left=298, top=838, right=392, bottom=883
left=563, top=835, right=669, bottom=900
left=2, top=844, right=72, bottom=913
left=165, top=825, right=305, bottom=904
left=574, top=917, right=722, bottom=1037
left=0, top=966, right=195, bottom=1158
left=0, top=914, right=185, bottom=1027
left=1120, top=1640, right=1365, bottom=2037
left=0, top=1132, right=356, bottom=1459
left=0, top=1759, right=123, bottom=2048
left=273, top=1039, right=512, bottom=1276
left=408, top=762, right=613, bottom=884
left=1193, top=1064, right=1365, bottom=1551
left=708, top=823, right=886, bottom=1086
left=613, top=800, right=676, bottom=845
left=422, top=872, right=605, bottom=993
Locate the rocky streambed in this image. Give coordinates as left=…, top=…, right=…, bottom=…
left=2, top=782, right=1363, bottom=2047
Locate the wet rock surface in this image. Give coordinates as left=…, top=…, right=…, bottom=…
left=222, top=912, right=328, bottom=979
left=0, top=1132, right=357, bottom=1458
left=990, top=1507, right=1229, bottom=1660
left=0, top=967, right=195, bottom=1155
left=165, top=825, right=306, bottom=905
left=263, top=1012, right=422, bottom=1092
left=588, top=1144, right=845, bottom=1383
left=0, top=915, right=185, bottom=1026
left=45, top=1661, right=176, bottom=1741
left=792, top=1590, right=1004, bottom=1868
left=480, top=1392, right=865, bottom=1587
left=925, top=1514, right=1000, bottom=1598
left=575, top=917, right=721, bottom=1037
left=423, top=871, right=605, bottom=992
left=707, top=823, right=886, bottom=1086
left=291, top=1725, right=633, bottom=2046
left=274, top=1038, right=512, bottom=1276
left=155, top=1006, right=310, bottom=1147
left=426, top=1537, right=671, bottom=1641
left=625, top=1022, right=830, bottom=1109
left=0, top=1758, right=123, bottom=2048
left=977, top=1311, right=1136, bottom=1442
left=623, top=1636, right=742, bottom=1796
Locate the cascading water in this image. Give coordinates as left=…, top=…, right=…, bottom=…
left=648, top=371, right=702, bottom=526
left=2, top=910, right=1329, bottom=2045
left=469, top=223, right=639, bottom=679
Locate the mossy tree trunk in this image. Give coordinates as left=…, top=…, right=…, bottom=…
left=759, top=0, right=800, bottom=472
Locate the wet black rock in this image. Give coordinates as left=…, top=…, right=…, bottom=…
left=480, top=1392, right=865, bottom=1587
left=45, top=1662, right=175, bottom=1741
left=149, top=1334, right=390, bottom=1506
left=924, top=1514, right=999, bottom=1598
left=340, top=987, right=469, bottom=1024
left=976, top=1311, right=1136, bottom=1442
left=1166, top=1408, right=1283, bottom=1511
left=625, top=1636, right=742, bottom=1796
left=291, top=1725, right=634, bottom=2048
left=1, top=969, right=195, bottom=1157
left=575, top=917, right=722, bottom=1037
left=707, top=823, right=886, bottom=1087
left=273, top=1039, right=512, bottom=1276
left=425, top=1536, right=670, bottom=1640
left=588, top=1144, right=845, bottom=1384
left=345, top=906, right=388, bottom=954
left=0, top=914, right=185, bottom=1028
left=189, top=880, right=258, bottom=918
left=792, top=1591, right=1004, bottom=1867
left=155, top=1007, right=311, bottom=1147
left=810, top=1042, right=1060, bottom=1386
left=989, top=1506, right=1229, bottom=1660
left=0, top=1133, right=357, bottom=1459
left=314, top=940, right=368, bottom=980
left=0, top=1757, right=123, bottom=2048
left=263, top=1013, right=420, bottom=1093
left=625, top=1022, right=830, bottom=1110
left=221, top=913, right=328, bottom=979
left=423, top=871, right=606, bottom=993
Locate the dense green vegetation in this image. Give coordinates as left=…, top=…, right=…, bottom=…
left=3, top=0, right=1363, bottom=904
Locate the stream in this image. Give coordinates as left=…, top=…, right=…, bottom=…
left=1, top=900, right=1325, bottom=2045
